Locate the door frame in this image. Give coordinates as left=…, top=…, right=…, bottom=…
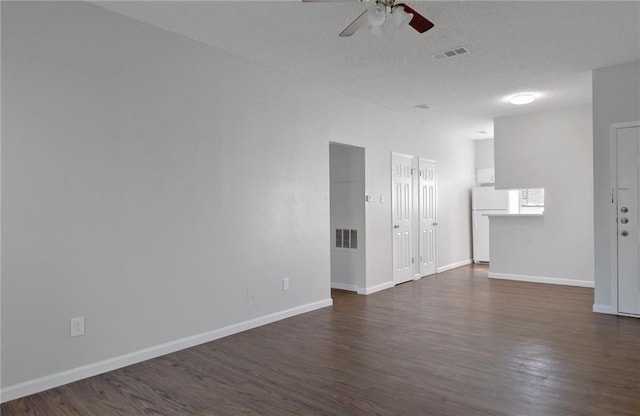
left=329, top=142, right=367, bottom=293
left=609, top=121, right=640, bottom=316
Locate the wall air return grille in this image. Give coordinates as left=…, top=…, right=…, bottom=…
left=335, top=229, right=358, bottom=249
left=432, top=46, right=470, bottom=60
left=342, top=229, right=350, bottom=248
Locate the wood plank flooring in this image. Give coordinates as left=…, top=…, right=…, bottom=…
left=3, top=264, right=640, bottom=415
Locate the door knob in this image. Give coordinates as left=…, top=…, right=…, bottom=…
left=394, top=224, right=400, bottom=229
left=621, top=207, right=629, bottom=213
left=433, top=222, right=438, bottom=226
left=621, top=217, right=629, bottom=224
left=621, top=230, right=629, bottom=237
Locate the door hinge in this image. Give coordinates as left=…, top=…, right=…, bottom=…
left=412, top=257, right=415, bottom=264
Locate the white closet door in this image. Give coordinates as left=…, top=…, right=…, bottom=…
left=419, top=160, right=437, bottom=277
left=392, top=153, right=413, bottom=285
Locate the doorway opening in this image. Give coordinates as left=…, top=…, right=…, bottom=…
left=329, top=142, right=366, bottom=293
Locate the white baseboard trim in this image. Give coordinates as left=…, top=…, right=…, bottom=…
left=357, top=281, right=394, bottom=295
left=330, top=282, right=359, bottom=292
left=488, top=272, right=594, bottom=288
left=0, top=298, right=333, bottom=403
left=593, top=303, right=639, bottom=318
left=593, top=303, right=617, bottom=315
left=437, top=259, right=472, bottom=273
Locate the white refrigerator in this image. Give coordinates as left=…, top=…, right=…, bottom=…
left=472, top=186, right=513, bottom=263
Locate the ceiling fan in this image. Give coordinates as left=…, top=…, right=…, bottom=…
left=303, top=0, right=434, bottom=37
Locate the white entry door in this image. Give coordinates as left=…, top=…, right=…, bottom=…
left=419, top=159, right=437, bottom=276
left=617, top=125, right=640, bottom=316
left=392, top=153, right=413, bottom=285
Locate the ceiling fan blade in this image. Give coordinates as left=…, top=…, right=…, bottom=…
left=339, top=9, right=368, bottom=37
left=302, top=0, right=365, bottom=2
left=399, top=4, right=435, bottom=33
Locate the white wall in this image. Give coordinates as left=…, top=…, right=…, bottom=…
left=330, top=144, right=365, bottom=291
left=1, top=1, right=474, bottom=398
left=593, top=61, right=640, bottom=312
left=491, top=104, right=594, bottom=286
left=475, top=139, right=495, bottom=169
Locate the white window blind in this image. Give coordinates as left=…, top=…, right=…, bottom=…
left=521, top=188, right=545, bottom=207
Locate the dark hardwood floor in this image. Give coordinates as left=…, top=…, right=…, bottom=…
left=3, top=264, right=640, bottom=415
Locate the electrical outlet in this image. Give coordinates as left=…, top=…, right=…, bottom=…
left=282, top=277, right=289, bottom=291
left=246, top=285, right=255, bottom=299
left=70, top=317, right=85, bottom=337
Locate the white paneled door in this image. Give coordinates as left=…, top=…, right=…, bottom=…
left=617, top=125, right=640, bottom=316
left=419, top=160, right=437, bottom=277
left=392, top=153, right=413, bottom=285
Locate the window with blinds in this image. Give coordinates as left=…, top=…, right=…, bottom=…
left=521, top=188, right=545, bottom=207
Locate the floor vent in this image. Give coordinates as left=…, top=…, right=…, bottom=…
left=432, top=46, right=470, bottom=60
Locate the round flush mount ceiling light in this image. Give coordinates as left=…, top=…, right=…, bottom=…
left=509, top=93, right=536, bottom=105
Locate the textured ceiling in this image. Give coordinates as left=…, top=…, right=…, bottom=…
left=95, top=1, right=640, bottom=139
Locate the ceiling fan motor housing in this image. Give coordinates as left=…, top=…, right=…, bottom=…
left=376, top=0, right=398, bottom=14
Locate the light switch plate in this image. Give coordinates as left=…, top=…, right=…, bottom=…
left=70, top=317, right=85, bottom=337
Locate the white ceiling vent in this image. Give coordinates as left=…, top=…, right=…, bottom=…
left=432, top=46, right=470, bottom=60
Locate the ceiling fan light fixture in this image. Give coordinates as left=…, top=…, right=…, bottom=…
left=367, top=5, right=386, bottom=27
left=368, top=24, right=385, bottom=36
left=327, top=0, right=434, bottom=37
left=392, top=6, right=413, bottom=29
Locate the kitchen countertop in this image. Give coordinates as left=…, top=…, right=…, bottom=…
left=484, top=213, right=544, bottom=217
